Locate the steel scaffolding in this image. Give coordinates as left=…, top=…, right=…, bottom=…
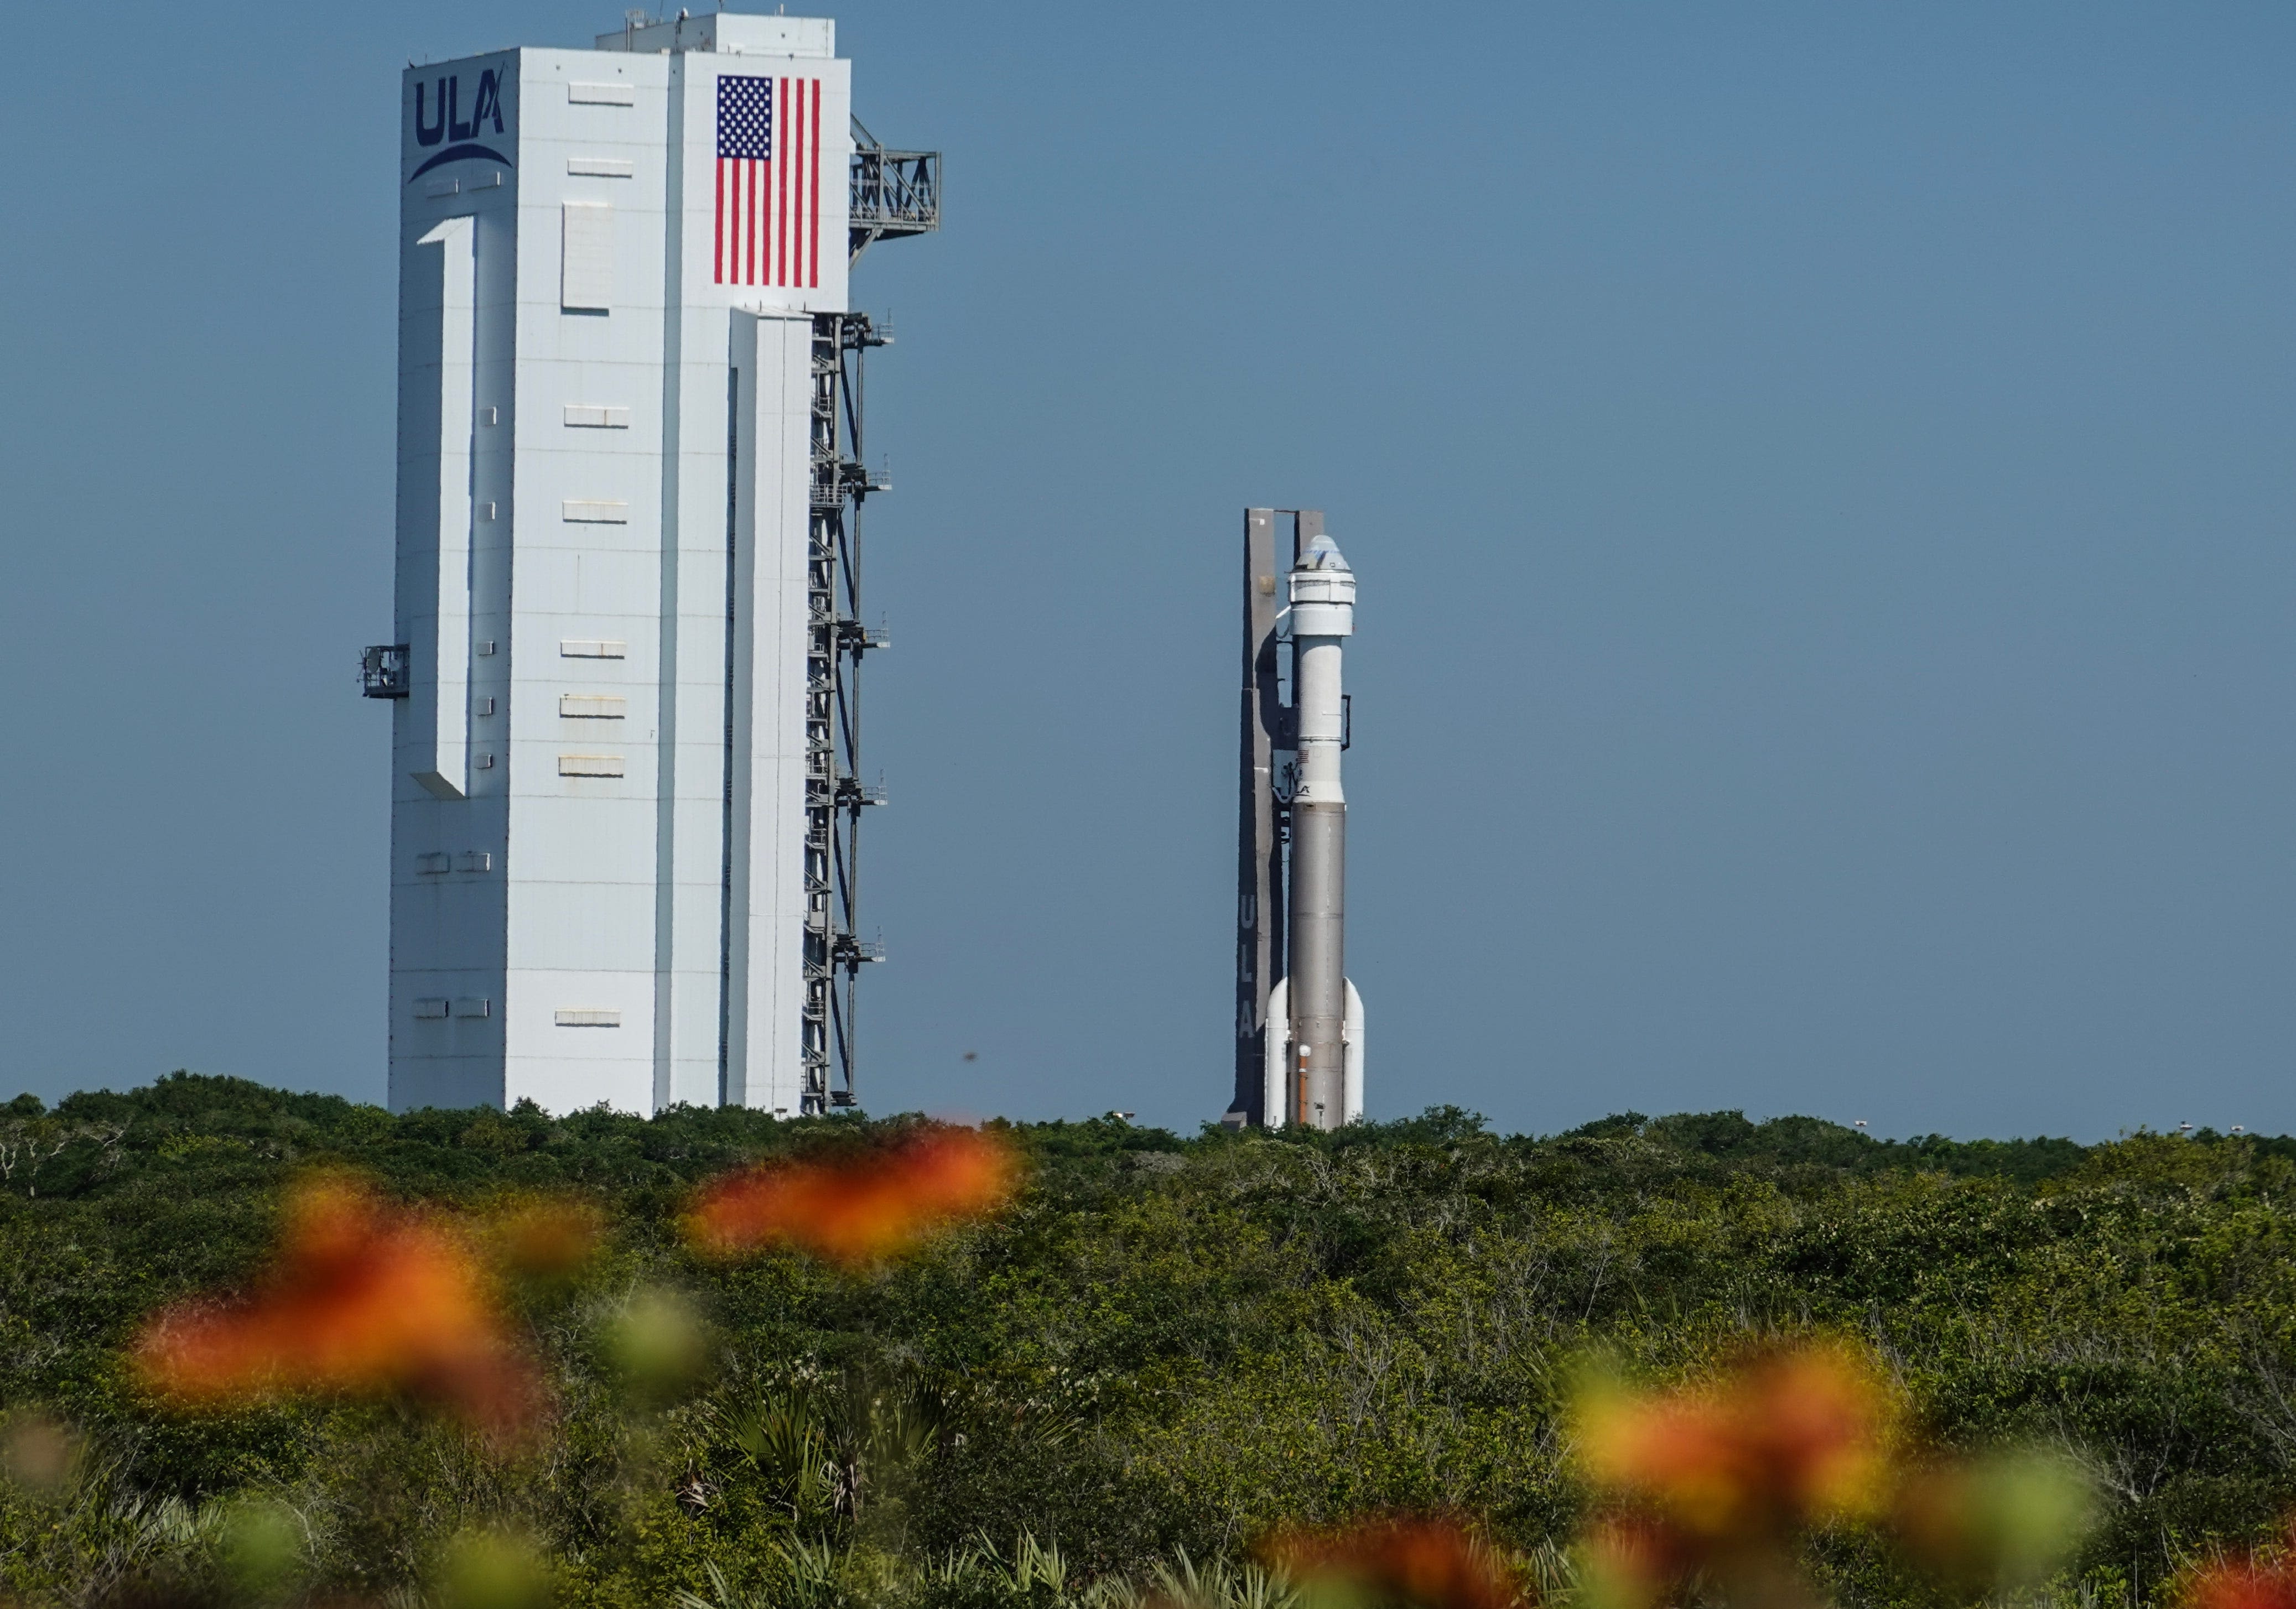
left=799, top=313, right=891, bottom=1112
left=783, top=134, right=938, bottom=1115
left=848, top=117, right=941, bottom=263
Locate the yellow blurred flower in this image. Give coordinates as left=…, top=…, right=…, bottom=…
left=1577, top=1340, right=1899, bottom=1544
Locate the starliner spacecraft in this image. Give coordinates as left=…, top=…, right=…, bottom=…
left=1228, top=509, right=1366, bottom=1131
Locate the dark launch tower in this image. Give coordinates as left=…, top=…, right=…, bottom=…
left=1228, top=509, right=1316, bottom=1127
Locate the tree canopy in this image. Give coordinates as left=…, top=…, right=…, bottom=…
left=2, top=1073, right=2290, bottom=1609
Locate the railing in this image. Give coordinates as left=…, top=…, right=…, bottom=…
left=835, top=619, right=890, bottom=653
left=849, top=149, right=939, bottom=230
left=848, top=121, right=941, bottom=263
left=361, top=644, right=411, bottom=699
left=814, top=459, right=889, bottom=507
left=841, top=460, right=891, bottom=496
left=833, top=936, right=887, bottom=965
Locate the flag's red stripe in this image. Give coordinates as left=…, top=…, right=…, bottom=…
left=794, top=79, right=804, bottom=287
left=794, top=78, right=808, bottom=288
left=771, top=79, right=781, bottom=289
left=767, top=84, right=778, bottom=286
left=808, top=77, right=820, bottom=288
left=789, top=79, right=799, bottom=289
left=714, top=159, right=726, bottom=283
left=793, top=81, right=803, bottom=288
left=799, top=79, right=808, bottom=289
left=798, top=78, right=812, bottom=288
left=777, top=79, right=791, bottom=287
left=785, top=80, right=797, bottom=289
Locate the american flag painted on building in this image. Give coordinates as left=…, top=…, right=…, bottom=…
left=715, top=74, right=821, bottom=288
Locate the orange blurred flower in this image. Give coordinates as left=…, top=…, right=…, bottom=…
left=133, top=1176, right=537, bottom=1440
left=684, top=1128, right=1018, bottom=1265
left=1265, top=1517, right=1522, bottom=1609
left=1578, top=1340, right=1898, bottom=1547
left=2184, top=1535, right=2296, bottom=1609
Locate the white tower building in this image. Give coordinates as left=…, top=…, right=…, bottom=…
left=369, top=9, right=936, bottom=1116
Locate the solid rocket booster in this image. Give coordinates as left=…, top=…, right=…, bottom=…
left=1286, top=533, right=1354, bottom=1129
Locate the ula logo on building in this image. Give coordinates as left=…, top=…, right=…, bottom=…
left=409, top=67, right=511, bottom=181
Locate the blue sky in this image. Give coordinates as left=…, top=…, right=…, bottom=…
left=4, top=2, right=2294, bottom=1138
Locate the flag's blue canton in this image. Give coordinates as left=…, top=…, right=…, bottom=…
left=717, top=75, right=772, bottom=160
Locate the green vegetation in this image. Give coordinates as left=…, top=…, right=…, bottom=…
left=4, top=1074, right=2295, bottom=1607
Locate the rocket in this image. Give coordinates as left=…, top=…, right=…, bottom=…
left=1233, top=513, right=1364, bottom=1132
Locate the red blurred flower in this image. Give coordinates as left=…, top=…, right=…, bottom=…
left=2185, top=1548, right=2296, bottom=1609
left=1578, top=1340, right=1897, bottom=1547
left=132, top=1177, right=537, bottom=1440
left=1266, top=1517, right=1521, bottom=1609
left=684, top=1128, right=1018, bottom=1265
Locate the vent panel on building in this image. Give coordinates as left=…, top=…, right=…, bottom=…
left=559, top=639, right=627, bottom=659
left=560, top=202, right=615, bottom=310
left=558, top=754, right=626, bottom=777
left=560, top=694, right=627, bottom=718
left=563, top=405, right=631, bottom=429
left=555, top=1009, right=622, bottom=1028
left=414, top=998, right=449, bottom=1020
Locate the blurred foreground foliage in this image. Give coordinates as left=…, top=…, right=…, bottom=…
left=4, top=1074, right=2296, bottom=1607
